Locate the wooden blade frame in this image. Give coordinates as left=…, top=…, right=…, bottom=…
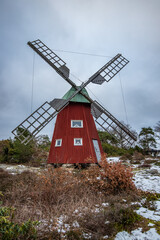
left=89, top=54, right=129, bottom=84
left=91, top=101, right=137, bottom=146
left=28, top=40, right=77, bottom=88
left=12, top=102, right=57, bottom=144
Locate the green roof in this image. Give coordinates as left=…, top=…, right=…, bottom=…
left=62, top=86, right=90, bottom=103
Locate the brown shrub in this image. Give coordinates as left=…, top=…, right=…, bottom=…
left=144, top=159, right=157, bottom=164
left=131, top=160, right=141, bottom=164
left=81, top=155, right=137, bottom=194
left=120, top=153, right=132, bottom=161
left=132, top=151, right=144, bottom=161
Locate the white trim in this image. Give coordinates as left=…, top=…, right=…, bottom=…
left=74, top=138, right=83, bottom=146
left=71, top=120, right=83, bottom=128
left=55, top=139, right=62, bottom=147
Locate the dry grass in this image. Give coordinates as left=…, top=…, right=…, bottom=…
left=138, top=164, right=151, bottom=168
left=144, top=159, right=157, bottom=164
left=0, top=158, right=141, bottom=239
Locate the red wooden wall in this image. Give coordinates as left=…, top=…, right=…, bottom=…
left=48, top=102, right=104, bottom=164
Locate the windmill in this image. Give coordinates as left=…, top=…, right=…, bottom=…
left=12, top=39, right=137, bottom=165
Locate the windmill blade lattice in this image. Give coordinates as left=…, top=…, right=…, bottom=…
left=12, top=102, right=61, bottom=145
left=28, top=39, right=76, bottom=88
left=89, top=54, right=129, bottom=85
left=91, top=101, right=137, bottom=146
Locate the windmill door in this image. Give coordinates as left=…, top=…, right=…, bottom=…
left=92, top=140, right=101, bottom=163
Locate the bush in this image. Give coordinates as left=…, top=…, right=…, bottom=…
left=120, top=153, right=132, bottom=160
left=0, top=205, right=38, bottom=240
left=74, top=203, right=142, bottom=239
left=108, top=206, right=141, bottom=231
left=101, top=143, right=127, bottom=156
left=0, top=140, right=12, bottom=163
left=132, top=151, right=144, bottom=161
left=155, top=161, right=160, bottom=166
left=144, top=159, right=157, bottom=164
left=0, top=138, right=34, bottom=164
left=66, top=230, right=84, bottom=240
left=10, top=139, right=34, bottom=163
left=82, top=155, right=137, bottom=194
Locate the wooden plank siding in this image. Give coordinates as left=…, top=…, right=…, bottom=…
left=48, top=102, right=104, bottom=164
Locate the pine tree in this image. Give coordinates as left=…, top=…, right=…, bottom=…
left=139, top=127, right=156, bottom=151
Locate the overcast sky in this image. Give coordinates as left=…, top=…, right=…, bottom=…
left=0, top=0, right=160, bottom=141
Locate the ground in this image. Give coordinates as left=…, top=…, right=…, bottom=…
left=0, top=156, right=160, bottom=239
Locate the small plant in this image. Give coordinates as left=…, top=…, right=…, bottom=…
left=66, top=230, right=84, bottom=240
left=114, top=207, right=142, bottom=231
left=141, top=192, right=160, bottom=211
left=154, top=221, right=160, bottom=235
left=0, top=205, right=38, bottom=240
left=155, top=161, right=160, bottom=166
left=145, top=192, right=160, bottom=201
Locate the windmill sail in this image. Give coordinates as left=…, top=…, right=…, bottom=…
left=91, top=101, right=137, bottom=146
left=49, top=98, right=69, bottom=111
left=89, top=54, right=129, bottom=84
left=28, top=39, right=76, bottom=88
left=12, top=98, right=72, bottom=145
left=12, top=102, right=58, bottom=144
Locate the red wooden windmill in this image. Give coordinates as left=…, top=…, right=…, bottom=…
left=12, top=40, right=137, bottom=166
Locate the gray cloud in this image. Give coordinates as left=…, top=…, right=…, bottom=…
left=0, top=0, right=160, bottom=140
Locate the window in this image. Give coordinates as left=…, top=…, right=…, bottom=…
left=71, top=120, right=83, bottom=128
left=55, top=139, right=62, bottom=147
left=74, top=138, right=83, bottom=146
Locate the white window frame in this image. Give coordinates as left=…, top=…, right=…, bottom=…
left=74, top=138, right=83, bottom=146
left=71, top=120, right=83, bottom=128
left=55, top=139, right=62, bottom=147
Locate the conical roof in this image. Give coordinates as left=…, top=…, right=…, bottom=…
left=62, top=86, right=90, bottom=103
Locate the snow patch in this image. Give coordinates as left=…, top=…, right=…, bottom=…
left=136, top=207, right=160, bottom=221
left=115, top=228, right=160, bottom=240
left=107, top=157, right=120, bottom=163
left=133, top=170, right=160, bottom=193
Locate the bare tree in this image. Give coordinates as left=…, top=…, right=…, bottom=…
left=154, top=121, right=160, bottom=140
left=109, top=122, right=138, bottom=148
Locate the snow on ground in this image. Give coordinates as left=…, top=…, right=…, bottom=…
left=115, top=228, right=160, bottom=240
left=136, top=206, right=160, bottom=221
left=107, top=157, right=121, bottom=163
left=133, top=164, right=160, bottom=193
left=0, top=164, right=43, bottom=174
left=134, top=170, right=160, bottom=193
